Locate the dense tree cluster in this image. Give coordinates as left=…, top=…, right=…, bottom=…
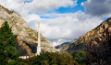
left=21, top=52, right=79, bottom=65
left=20, top=51, right=87, bottom=65
left=0, top=21, right=20, bottom=65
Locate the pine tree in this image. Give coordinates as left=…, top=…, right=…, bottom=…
left=0, top=21, right=20, bottom=65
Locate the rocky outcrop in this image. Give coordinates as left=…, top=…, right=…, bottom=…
left=56, top=42, right=72, bottom=51
left=75, top=18, right=111, bottom=45
left=0, top=5, right=56, bottom=56
left=67, top=18, right=111, bottom=65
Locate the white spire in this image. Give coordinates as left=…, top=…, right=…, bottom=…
left=36, top=21, right=41, bottom=56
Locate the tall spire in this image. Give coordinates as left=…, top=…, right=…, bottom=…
left=36, top=21, right=41, bottom=55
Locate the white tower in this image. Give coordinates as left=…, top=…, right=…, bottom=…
left=36, top=21, right=41, bottom=56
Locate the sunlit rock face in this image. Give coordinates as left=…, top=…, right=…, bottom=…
left=0, top=19, right=4, bottom=28
left=75, top=18, right=111, bottom=45
left=0, top=5, right=56, bottom=56
left=67, top=17, right=111, bottom=65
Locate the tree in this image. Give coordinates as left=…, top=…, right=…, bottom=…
left=0, top=21, right=20, bottom=65
left=25, top=52, right=78, bottom=65
left=72, top=50, right=86, bottom=65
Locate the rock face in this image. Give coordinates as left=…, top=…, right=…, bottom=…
left=75, top=18, right=111, bottom=45
left=0, top=5, right=55, bottom=56
left=56, top=42, right=72, bottom=51
left=67, top=18, right=111, bottom=65
left=0, top=19, right=4, bottom=28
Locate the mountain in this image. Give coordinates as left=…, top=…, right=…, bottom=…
left=67, top=17, right=111, bottom=65
left=0, top=5, right=56, bottom=56
left=55, top=42, right=72, bottom=51
left=56, top=42, right=86, bottom=52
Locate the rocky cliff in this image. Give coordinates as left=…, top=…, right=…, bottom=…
left=68, top=18, right=111, bottom=65
left=0, top=5, right=56, bottom=56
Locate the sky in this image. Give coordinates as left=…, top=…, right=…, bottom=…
left=0, top=0, right=111, bottom=46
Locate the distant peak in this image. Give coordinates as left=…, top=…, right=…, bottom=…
left=105, top=17, right=111, bottom=23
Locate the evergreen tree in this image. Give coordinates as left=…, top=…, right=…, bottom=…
left=0, top=21, right=20, bottom=65
left=26, top=52, right=78, bottom=65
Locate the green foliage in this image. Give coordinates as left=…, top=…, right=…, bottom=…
left=72, top=50, right=86, bottom=65
left=0, top=22, right=20, bottom=65
left=21, top=52, right=79, bottom=65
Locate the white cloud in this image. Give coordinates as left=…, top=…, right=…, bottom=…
left=51, top=39, right=67, bottom=46
left=0, top=0, right=76, bottom=46
left=83, top=0, right=111, bottom=16
left=0, top=0, right=76, bottom=14
left=0, top=0, right=104, bottom=46
left=27, top=0, right=75, bottom=11
left=23, top=14, right=41, bottom=23
left=37, top=12, right=102, bottom=44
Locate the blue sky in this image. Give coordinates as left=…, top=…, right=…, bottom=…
left=40, top=0, right=86, bottom=16
left=24, top=0, right=33, bottom=3
left=55, top=0, right=86, bottom=13
left=40, top=0, right=87, bottom=19
left=0, top=0, right=111, bottom=46
left=19, top=0, right=87, bottom=15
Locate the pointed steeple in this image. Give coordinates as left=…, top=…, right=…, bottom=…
left=36, top=21, right=41, bottom=55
